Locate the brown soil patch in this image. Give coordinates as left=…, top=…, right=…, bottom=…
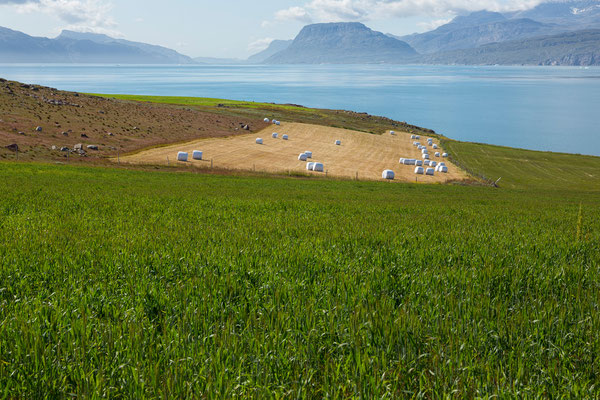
left=120, top=122, right=467, bottom=183
left=0, top=80, right=268, bottom=162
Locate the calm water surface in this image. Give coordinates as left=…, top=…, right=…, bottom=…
left=1, top=64, right=599, bottom=156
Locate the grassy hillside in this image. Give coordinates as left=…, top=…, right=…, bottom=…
left=443, top=139, right=600, bottom=190
left=95, top=93, right=435, bottom=137
left=0, top=162, right=598, bottom=398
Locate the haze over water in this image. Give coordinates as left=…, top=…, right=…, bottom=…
left=1, top=64, right=599, bottom=156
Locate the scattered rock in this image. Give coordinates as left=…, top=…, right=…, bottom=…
left=242, top=125, right=250, bottom=131
left=81, top=133, right=88, bottom=138
left=5, top=144, right=18, bottom=152
left=62, top=131, right=68, bottom=136
left=51, top=145, right=57, bottom=150
left=107, top=132, right=114, bottom=136
left=35, top=126, right=42, bottom=132
left=86, top=145, right=99, bottom=151
left=18, top=131, right=24, bottom=135
left=60, top=147, right=69, bottom=152
left=99, top=110, right=105, bottom=114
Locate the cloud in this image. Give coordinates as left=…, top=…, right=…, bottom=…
left=248, top=37, right=275, bottom=52
left=273, top=0, right=548, bottom=23
left=275, top=6, right=313, bottom=23
left=0, top=0, right=38, bottom=3
left=11, top=0, right=117, bottom=34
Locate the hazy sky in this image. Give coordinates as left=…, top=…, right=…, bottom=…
left=0, top=0, right=547, bottom=58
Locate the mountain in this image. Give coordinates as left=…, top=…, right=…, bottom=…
left=247, top=40, right=293, bottom=63
left=264, top=22, right=417, bottom=64
left=398, top=11, right=560, bottom=54
left=0, top=26, right=195, bottom=64
left=57, top=30, right=194, bottom=64
left=416, top=29, right=600, bottom=65
left=507, top=0, right=600, bottom=28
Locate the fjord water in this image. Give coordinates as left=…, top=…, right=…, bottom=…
left=1, top=64, right=599, bottom=156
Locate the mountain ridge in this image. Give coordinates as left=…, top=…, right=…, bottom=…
left=265, top=22, right=416, bottom=64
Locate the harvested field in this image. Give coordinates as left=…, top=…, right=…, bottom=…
left=120, top=122, right=468, bottom=183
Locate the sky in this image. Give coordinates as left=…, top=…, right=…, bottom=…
left=0, top=0, right=548, bottom=58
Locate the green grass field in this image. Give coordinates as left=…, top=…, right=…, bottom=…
left=443, top=139, right=600, bottom=191
left=1, top=161, right=598, bottom=398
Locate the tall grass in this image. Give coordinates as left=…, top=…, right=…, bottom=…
left=0, top=163, right=598, bottom=398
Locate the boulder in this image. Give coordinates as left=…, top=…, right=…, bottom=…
left=74, top=143, right=83, bottom=151
left=242, top=125, right=250, bottom=131
left=86, top=145, right=99, bottom=151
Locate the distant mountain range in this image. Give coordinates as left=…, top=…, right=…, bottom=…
left=1, top=0, right=599, bottom=66
left=0, top=27, right=195, bottom=64
left=259, top=1, right=600, bottom=66
left=417, top=29, right=600, bottom=66
left=265, top=23, right=416, bottom=64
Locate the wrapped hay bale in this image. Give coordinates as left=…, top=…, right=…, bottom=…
left=382, top=170, right=395, bottom=180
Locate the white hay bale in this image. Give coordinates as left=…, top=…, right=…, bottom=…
left=426, top=168, right=435, bottom=176
left=435, top=152, right=440, bottom=157
left=272, top=132, right=278, bottom=139
left=192, top=150, right=203, bottom=160
left=298, top=153, right=308, bottom=161
left=272, top=120, right=278, bottom=124
left=264, top=118, right=270, bottom=123
left=307, top=162, right=315, bottom=170
left=411, top=135, right=416, bottom=139
left=422, top=149, right=429, bottom=154
left=382, top=170, right=395, bottom=180
left=433, top=144, right=438, bottom=149
left=282, top=134, right=288, bottom=140
left=304, top=151, right=312, bottom=158
left=335, top=140, right=341, bottom=145
left=415, top=135, right=420, bottom=139
left=256, top=138, right=263, bottom=144
left=439, top=166, right=448, bottom=173
left=442, top=153, right=448, bottom=157
left=415, top=166, right=424, bottom=175
left=312, top=162, right=324, bottom=172
left=422, top=154, right=430, bottom=159
left=430, top=161, right=437, bottom=167
left=390, top=131, right=395, bottom=135
left=177, top=151, right=188, bottom=162
left=399, top=158, right=406, bottom=164
left=416, top=160, right=423, bottom=166
left=275, top=121, right=281, bottom=126
left=424, top=160, right=430, bottom=166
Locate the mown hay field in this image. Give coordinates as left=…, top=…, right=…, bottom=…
left=121, top=122, right=466, bottom=183
left=0, top=162, right=598, bottom=398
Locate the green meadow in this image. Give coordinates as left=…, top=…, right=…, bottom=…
left=0, top=159, right=598, bottom=398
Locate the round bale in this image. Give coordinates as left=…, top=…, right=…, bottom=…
left=382, top=170, right=395, bottom=180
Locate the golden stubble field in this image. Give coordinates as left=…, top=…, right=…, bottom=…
left=120, top=122, right=468, bottom=183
